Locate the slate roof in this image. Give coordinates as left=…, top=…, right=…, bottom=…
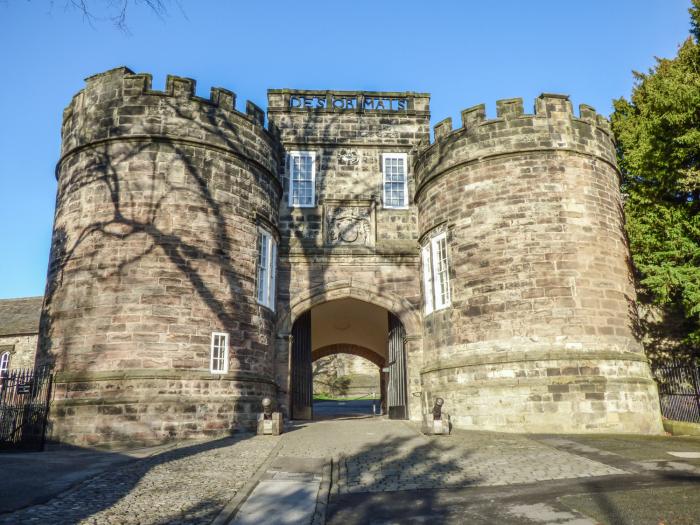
left=0, top=296, right=43, bottom=337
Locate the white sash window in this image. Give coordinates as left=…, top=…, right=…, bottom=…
left=210, top=332, right=229, bottom=374
left=257, top=229, right=277, bottom=310
left=382, top=153, right=408, bottom=209
left=422, top=231, right=451, bottom=313
left=288, top=151, right=316, bottom=207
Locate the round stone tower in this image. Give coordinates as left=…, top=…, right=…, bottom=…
left=414, top=94, right=663, bottom=434
left=39, top=67, right=281, bottom=446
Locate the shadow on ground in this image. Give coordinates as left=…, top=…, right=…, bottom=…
left=0, top=434, right=255, bottom=524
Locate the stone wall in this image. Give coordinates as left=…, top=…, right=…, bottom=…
left=414, top=95, right=663, bottom=434
left=0, top=335, right=38, bottom=372
left=40, top=68, right=281, bottom=446
left=267, top=90, right=429, bottom=420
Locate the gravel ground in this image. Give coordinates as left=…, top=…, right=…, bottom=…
left=0, top=434, right=279, bottom=525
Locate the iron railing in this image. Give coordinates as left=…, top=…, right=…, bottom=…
left=652, top=361, right=700, bottom=423
left=0, top=366, right=53, bottom=451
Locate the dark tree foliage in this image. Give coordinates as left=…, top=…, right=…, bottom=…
left=611, top=1, right=700, bottom=358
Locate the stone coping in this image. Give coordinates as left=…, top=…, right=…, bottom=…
left=54, top=368, right=277, bottom=386
left=52, top=393, right=267, bottom=407
left=421, top=375, right=656, bottom=391
left=268, top=88, right=431, bottom=97
left=421, top=349, right=649, bottom=375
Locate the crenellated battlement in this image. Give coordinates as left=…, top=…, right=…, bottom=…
left=74, top=67, right=266, bottom=124
left=414, top=94, right=616, bottom=197
left=59, top=67, right=280, bottom=180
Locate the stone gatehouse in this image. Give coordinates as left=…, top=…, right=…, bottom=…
left=37, top=67, right=663, bottom=447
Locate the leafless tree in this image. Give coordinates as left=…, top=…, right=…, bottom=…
left=51, top=1, right=182, bottom=31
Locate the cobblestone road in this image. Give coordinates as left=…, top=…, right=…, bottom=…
left=0, top=417, right=659, bottom=524
left=0, top=434, right=279, bottom=525
left=279, top=417, right=623, bottom=494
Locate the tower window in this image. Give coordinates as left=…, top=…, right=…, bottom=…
left=210, top=332, right=229, bottom=374
left=288, top=151, right=316, bottom=207
left=422, top=232, right=451, bottom=313
left=0, top=351, right=9, bottom=377
left=382, top=153, right=408, bottom=209
left=257, top=229, right=277, bottom=311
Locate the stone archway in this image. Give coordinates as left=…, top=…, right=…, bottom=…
left=277, top=282, right=421, bottom=421
left=277, top=281, right=421, bottom=339
left=312, top=343, right=385, bottom=367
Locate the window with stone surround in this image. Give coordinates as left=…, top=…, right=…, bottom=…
left=382, top=153, right=408, bottom=209
left=256, top=229, right=277, bottom=311
left=422, top=231, right=451, bottom=313
left=210, top=332, right=229, bottom=374
left=288, top=151, right=316, bottom=207
left=0, top=351, right=9, bottom=377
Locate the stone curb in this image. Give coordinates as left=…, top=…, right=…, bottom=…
left=662, top=419, right=700, bottom=436
left=210, top=437, right=284, bottom=525
left=311, top=457, right=333, bottom=525
left=330, top=454, right=344, bottom=498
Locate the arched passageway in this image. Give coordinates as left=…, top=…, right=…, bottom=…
left=289, top=298, right=408, bottom=420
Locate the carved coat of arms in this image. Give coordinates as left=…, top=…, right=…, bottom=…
left=326, top=206, right=373, bottom=246
left=337, top=149, right=359, bottom=165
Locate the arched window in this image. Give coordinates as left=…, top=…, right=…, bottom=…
left=0, top=351, right=9, bottom=377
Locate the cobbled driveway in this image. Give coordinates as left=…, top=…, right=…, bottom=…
left=279, top=417, right=623, bottom=494
left=0, top=434, right=279, bottom=525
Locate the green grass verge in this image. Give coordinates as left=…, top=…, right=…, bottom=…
left=313, top=394, right=380, bottom=401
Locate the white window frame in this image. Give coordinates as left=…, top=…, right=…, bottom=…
left=0, top=351, right=9, bottom=377
left=431, top=232, right=451, bottom=310
left=421, top=245, right=434, bottom=315
left=288, top=151, right=316, bottom=208
left=210, top=332, right=229, bottom=374
left=381, top=153, right=409, bottom=209
left=422, top=231, right=451, bottom=314
left=257, top=229, right=277, bottom=311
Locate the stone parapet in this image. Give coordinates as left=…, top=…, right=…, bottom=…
left=60, top=67, right=280, bottom=182
left=415, top=94, right=615, bottom=198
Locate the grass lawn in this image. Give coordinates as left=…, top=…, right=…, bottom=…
left=313, top=394, right=380, bottom=401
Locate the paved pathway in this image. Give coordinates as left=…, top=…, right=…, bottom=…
left=2, top=416, right=700, bottom=524
left=0, top=434, right=278, bottom=525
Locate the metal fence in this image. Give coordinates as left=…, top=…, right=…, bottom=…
left=0, top=366, right=53, bottom=451
left=652, top=361, right=700, bottom=423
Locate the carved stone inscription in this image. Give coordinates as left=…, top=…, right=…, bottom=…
left=289, top=94, right=408, bottom=111
left=325, top=203, right=374, bottom=246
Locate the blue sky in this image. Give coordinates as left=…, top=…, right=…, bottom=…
left=0, top=0, right=692, bottom=298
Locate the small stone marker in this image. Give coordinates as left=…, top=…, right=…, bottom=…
left=257, top=397, right=283, bottom=436
left=423, top=397, right=450, bottom=435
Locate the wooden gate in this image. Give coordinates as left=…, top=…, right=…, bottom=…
left=291, top=310, right=313, bottom=420
left=387, top=312, right=408, bottom=419
left=0, top=366, right=53, bottom=451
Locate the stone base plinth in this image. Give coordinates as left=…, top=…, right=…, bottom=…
left=48, top=370, right=276, bottom=448
left=257, top=412, right=283, bottom=435
left=421, top=350, right=664, bottom=435
left=422, top=415, right=451, bottom=435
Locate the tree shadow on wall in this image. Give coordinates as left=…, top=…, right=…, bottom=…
left=38, top=92, right=283, bottom=397
left=275, top=106, right=426, bottom=416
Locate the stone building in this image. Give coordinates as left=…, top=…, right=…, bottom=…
left=37, top=67, right=663, bottom=446
left=0, top=297, right=42, bottom=375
